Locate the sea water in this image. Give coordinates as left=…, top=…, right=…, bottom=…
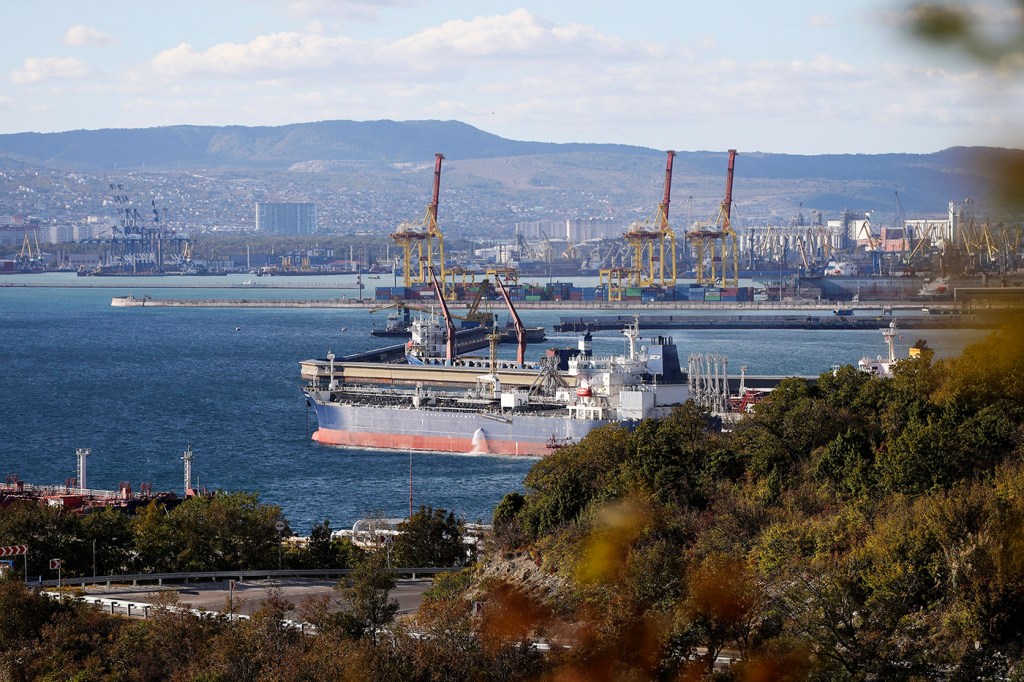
left=0, top=273, right=985, bottom=532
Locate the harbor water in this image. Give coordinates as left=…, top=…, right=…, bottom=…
left=0, top=273, right=986, bottom=532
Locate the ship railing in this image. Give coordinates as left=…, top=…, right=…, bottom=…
left=0, top=483, right=125, bottom=499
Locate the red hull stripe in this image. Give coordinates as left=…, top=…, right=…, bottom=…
left=312, top=428, right=547, bottom=457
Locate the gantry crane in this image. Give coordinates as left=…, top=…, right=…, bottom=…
left=621, top=150, right=678, bottom=288
left=392, top=154, right=446, bottom=289
left=17, top=227, right=43, bottom=271
left=687, top=149, right=739, bottom=286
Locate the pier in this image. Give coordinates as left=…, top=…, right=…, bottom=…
left=553, top=312, right=994, bottom=332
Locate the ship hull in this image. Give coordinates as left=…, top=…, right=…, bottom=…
left=306, top=398, right=616, bottom=456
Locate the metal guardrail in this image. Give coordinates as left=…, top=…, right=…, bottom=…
left=33, top=566, right=458, bottom=588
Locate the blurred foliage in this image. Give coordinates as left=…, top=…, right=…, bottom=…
left=909, top=1, right=1024, bottom=214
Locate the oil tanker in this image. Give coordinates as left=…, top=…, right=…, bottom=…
left=302, top=322, right=689, bottom=456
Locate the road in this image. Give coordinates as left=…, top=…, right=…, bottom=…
left=82, top=577, right=432, bottom=618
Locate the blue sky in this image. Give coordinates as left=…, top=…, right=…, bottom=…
left=2, top=0, right=1022, bottom=154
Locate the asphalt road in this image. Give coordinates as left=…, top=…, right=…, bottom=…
left=84, top=577, right=432, bottom=617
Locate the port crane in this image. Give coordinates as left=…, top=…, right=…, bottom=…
left=617, top=150, right=678, bottom=289
left=392, top=154, right=446, bottom=289
left=16, top=227, right=43, bottom=271
left=688, top=149, right=739, bottom=286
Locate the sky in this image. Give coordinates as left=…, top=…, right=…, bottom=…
left=2, top=0, right=1023, bottom=154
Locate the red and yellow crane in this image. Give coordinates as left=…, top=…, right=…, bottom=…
left=619, top=150, right=678, bottom=288
left=687, top=149, right=739, bottom=286
left=392, top=153, right=446, bottom=289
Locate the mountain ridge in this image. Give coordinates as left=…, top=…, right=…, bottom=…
left=0, top=120, right=1018, bottom=220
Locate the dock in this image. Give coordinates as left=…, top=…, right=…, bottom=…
left=553, top=312, right=995, bottom=332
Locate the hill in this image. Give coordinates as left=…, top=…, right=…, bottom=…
left=0, top=120, right=1019, bottom=227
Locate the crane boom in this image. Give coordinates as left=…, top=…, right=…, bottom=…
left=660, top=150, right=676, bottom=230
left=494, top=277, right=526, bottom=368
left=428, top=153, right=444, bottom=231
left=430, top=268, right=456, bottom=365
left=722, top=149, right=737, bottom=225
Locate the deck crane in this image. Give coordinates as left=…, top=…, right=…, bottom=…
left=620, top=150, right=678, bottom=288
left=371, top=280, right=496, bottom=328
left=687, top=149, right=739, bottom=286
left=494, top=276, right=526, bottom=368
left=429, top=268, right=457, bottom=365
left=392, top=154, right=446, bottom=289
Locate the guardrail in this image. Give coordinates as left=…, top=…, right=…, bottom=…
left=33, top=566, right=458, bottom=588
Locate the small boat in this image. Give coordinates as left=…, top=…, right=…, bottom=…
left=234, top=326, right=241, bottom=331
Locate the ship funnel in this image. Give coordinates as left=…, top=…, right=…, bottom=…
left=579, top=332, right=592, bottom=355
left=470, top=428, right=489, bottom=455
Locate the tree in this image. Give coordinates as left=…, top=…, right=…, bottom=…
left=391, top=506, right=466, bottom=568
left=130, top=500, right=179, bottom=573
left=303, top=518, right=360, bottom=569
left=81, top=507, right=135, bottom=576
left=340, top=552, right=399, bottom=645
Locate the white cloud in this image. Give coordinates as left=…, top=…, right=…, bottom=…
left=10, top=57, right=94, bottom=84
left=285, top=0, right=419, bottom=19
left=63, top=25, right=119, bottom=47
left=393, top=9, right=633, bottom=59
left=808, top=15, right=835, bottom=28
left=151, top=34, right=362, bottom=78
left=150, top=9, right=653, bottom=81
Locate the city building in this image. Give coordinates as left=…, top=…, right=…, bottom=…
left=255, top=202, right=317, bottom=235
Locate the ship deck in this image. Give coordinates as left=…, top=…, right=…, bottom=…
left=300, top=359, right=558, bottom=389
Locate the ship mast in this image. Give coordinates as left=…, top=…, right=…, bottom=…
left=182, top=444, right=194, bottom=496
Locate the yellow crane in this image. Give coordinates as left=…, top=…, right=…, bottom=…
left=391, top=154, right=446, bottom=289
left=688, top=149, right=739, bottom=286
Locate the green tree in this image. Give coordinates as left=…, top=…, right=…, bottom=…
left=0, top=502, right=85, bottom=578
left=303, top=518, right=360, bottom=569
left=131, top=500, right=179, bottom=573
left=340, top=551, right=399, bottom=645
left=391, top=505, right=466, bottom=568
left=168, top=492, right=282, bottom=570
left=81, top=507, right=135, bottom=576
